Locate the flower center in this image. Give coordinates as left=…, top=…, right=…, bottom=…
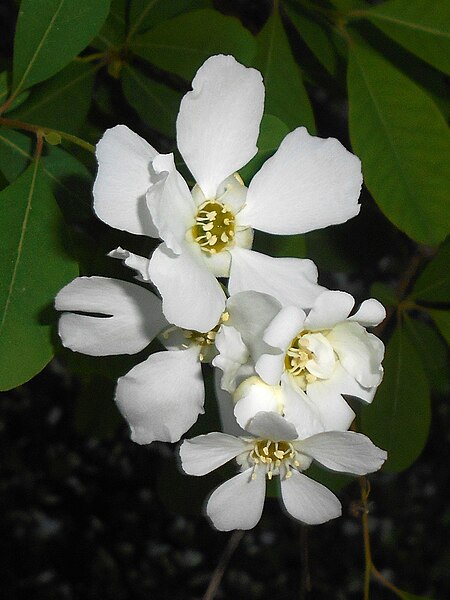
left=284, top=333, right=317, bottom=388
left=192, top=201, right=235, bottom=254
left=249, top=439, right=299, bottom=480
left=182, top=311, right=229, bottom=362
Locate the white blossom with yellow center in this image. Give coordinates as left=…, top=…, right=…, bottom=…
left=92, top=55, right=363, bottom=333
left=180, top=411, right=387, bottom=531
left=227, top=290, right=386, bottom=433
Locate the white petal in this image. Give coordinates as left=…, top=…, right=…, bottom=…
left=214, top=369, right=248, bottom=436
left=263, top=305, right=306, bottom=349
left=213, top=325, right=249, bottom=393
left=281, top=377, right=327, bottom=438
left=177, top=55, right=264, bottom=199
left=348, top=298, right=386, bottom=327
left=207, top=468, right=266, bottom=531
left=115, top=346, right=204, bottom=444
left=327, top=322, right=384, bottom=388
left=108, top=246, right=151, bottom=281
left=148, top=243, right=226, bottom=331
left=180, top=432, right=248, bottom=476
left=280, top=470, right=341, bottom=525
left=297, top=378, right=356, bottom=432
left=302, top=332, right=336, bottom=379
left=304, top=290, right=355, bottom=330
left=325, top=363, right=378, bottom=404
left=246, top=411, right=298, bottom=441
left=255, top=352, right=285, bottom=386
left=93, top=125, right=159, bottom=236
left=298, top=431, right=387, bottom=475
left=226, top=290, right=282, bottom=360
left=233, top=376, right=283, bottom=430
left=229, top=247, right=325, bottom=309
left=146, top=153, right=196, bottom=254
left=55, top=276, right=165, bottom=356
left=240, top=127, right=362, bottom=234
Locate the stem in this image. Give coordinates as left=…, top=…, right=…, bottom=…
left=0, top=117, right=95, bottom=153
left=359, top=477, right=372, bottom=600
left=202, top=530, right=244, bottom=600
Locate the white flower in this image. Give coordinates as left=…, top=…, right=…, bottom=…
left=93, top=54, right=362, bottom=332
left=55, top=276, right=225, bottom=444
left=180, top=411, right=387, bottom=531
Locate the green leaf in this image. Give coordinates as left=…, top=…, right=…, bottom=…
left=121, top=64, right=181, bottom=138
left=92, top=0, right=127, bottom=51
left=128, top=0, right=211, bottom=39
left=412, top=238, right=450, bottom=303
left=404, top=317, right=449, bottom=395
left=131, top=9, right=256, bottom=81
left=348, top=37, right=450, bottom=245
left=0, top=71, right=30, bottom=112
left=366, top=0, right=450, bottom=76
left=370, top=282, right=398, bottom=308
left=0, top=161, right=78, bottom=391
left=12, top=0, right=110, bottom=95
left=253, top=9, right=315, bottom=132
left=9, top=62, right=97, bottom=135
left=284, top=3, right=338, bottom=75
left=361, top=322, right=431, bottom=472
left=240, top=114, right=290, bottom=184
left=428, top=309, right=450, bottom=346
left=0, top=128, right=93, bottom=223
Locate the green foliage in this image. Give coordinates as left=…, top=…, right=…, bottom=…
left=0, top=161, right=78, bottom=391
left=12, top=0, right=110, bottom=95
left=361, top=321, right=431, bottom=473
left=128, top=0, right=211, bottom=38
left=131, top=9, right=256, bottom=80
left=366, top=0, right=450, bottom=76
left=253, top=8, right=315, bottom=133
left=348, top=36, right=450, bottom=246
left=412, top=239, right=450, bottom=303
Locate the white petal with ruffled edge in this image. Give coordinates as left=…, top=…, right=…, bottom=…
left=304, top=290, right=355, bottom=330
left=327, top=322, right=384, bottom=388
left=206, top=468, right=266, bottom=531
left=93, top=125, right=159, bottom=236
left=348, top=298, right=386, bottom=327
left=229, top=247, right=324, bottom=309
left=240, top=127, right=362, bottom=234
left=298, top=431, right=387, bottom=475
left=115, top=345, right=204, bottom=444
left=177, top=55, right=264, bottom=199
left=324, top=363, right=378, bottom=404
left=281, top=377, right=327, bottom=438
left=213, top=325, right=250, bottom=393
left=56, top=276, right=166, bottom=356
left=146, top=153, right=196, bottom=254
left=280, top=470, right=341, bottom=525
left=180, top=432, right=249, bottom=476
left=149, top=243, right=226, bottom=331
left=233, top=376, right=284, bottom=430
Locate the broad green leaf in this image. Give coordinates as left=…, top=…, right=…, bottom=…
left=370, top=282, right=398, bottom=308
left=0, top=71, right=30, bottom=112
left=240, top=114, right=290, bottom=184
left=121, top=64, right=181, bottom=138
left=0, top=162, right=78, bottom=391
left=412, top=239, right=450, bottom=303
left=428, top=309, right=450, bottom=346
left=131, top=9, right=256, bottom=81
left=9, top=62, right=97, bottom=135
left=284, top=3, right=338, bottom=75
left=12, top=0, right=110, bottom=94
left=0, top=128, right=93, bottom=223
left=92, top=0, right=127, bottom=51
left=0, top=127, right=33, bottom=181
left=405, top=317, right=449, bottom=395
left=361, top=322, right=431, bottom=472
left=366, top=0, right=450, bottom=76
left=253, top=9, right=315, bottom=132
left=348, top=37, right=450, bottom=245
left=128, top=0, right=211, bottom=39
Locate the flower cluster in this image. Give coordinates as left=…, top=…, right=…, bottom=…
left=55, top=55, right=387, bottom=530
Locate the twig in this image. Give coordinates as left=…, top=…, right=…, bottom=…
left=203, top=530, right=245, bottom=600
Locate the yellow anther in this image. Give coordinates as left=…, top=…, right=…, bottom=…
left=192, top=201, right=236, bottom=254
